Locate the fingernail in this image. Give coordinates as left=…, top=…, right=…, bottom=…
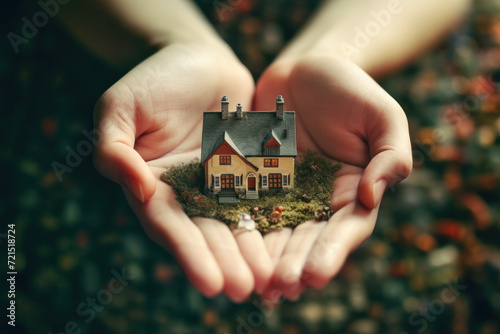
left=264, top=288, right=283, bottom=302
left=373, top=179, right=387, bottom=207
left=124, top=175, right=145, bottom=203
left=287, top=292, right=302, bottom=302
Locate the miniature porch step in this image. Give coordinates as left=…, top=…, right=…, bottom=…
left=218, top=190, right=241, bottom=204
left=218, top=196, right=241, bottom=204
left=245, top=191, right=259, bottom=200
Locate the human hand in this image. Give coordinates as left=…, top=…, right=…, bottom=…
left=254, top=55, right=412, bottom=299
left=94, top=43, right=274, bottom=301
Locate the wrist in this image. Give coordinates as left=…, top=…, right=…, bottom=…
left=274, top=30, right=369, bottom=72
left=150, top=27, right=228, bottom=52
left=151, top=40, right=253, bottom=99
left=157, top=37, right=245, bottom=72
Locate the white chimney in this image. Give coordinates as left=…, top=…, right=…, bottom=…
left=221, top=96, right=229, bottom=119
left=276, top=95, right=284, bottom=119
left=236, top=103, right=243, bottom=119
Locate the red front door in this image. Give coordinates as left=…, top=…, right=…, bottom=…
left=248, top=176, right=256, bottom=190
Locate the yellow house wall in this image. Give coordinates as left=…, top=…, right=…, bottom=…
left=206, top=154, right=255, bottom=190
left=206, top=155, right=295, bottom=191
left=247, top=156, right=295, bottom=189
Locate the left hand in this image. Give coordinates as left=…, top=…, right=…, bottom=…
left=93, top=43, right=274, bottom=301
left=254, top=55, right=413, bottom=300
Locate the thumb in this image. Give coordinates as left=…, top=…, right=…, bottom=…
left=357, top=98, right=413, bottom=209
left=358, top=149, right=413, bottom=209
left=357, top=91, right=413, bottom=209
left=93, top=96, right=156, bottom=203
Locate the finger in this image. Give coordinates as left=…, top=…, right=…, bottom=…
left=330, top=164, right=365, bottom=212
left=233, top=229, right=274, bottom=294
left=254, top=59, right=296, bottom=111
left=94, top=89, right=156, bottom=203
left=124, top=181, right=224, bottom=297
left=263, top=228, right=293, bottom=267
left=260, top=229, right=293, bottom=300
left=358, top=149, right=412, bottom=209
left=286, top=284, right=307, bottom=301
left=193, top=217, right=254, bottom=302
left=302, top=202, right=378, bottom=290
left=358, top=100, right=413, bottom=209
left=262, top=281, right=306, bottom=301
left=271, top=221, right=326, bottom=298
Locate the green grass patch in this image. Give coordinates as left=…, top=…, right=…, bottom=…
left=160, top=150, right=341, bottom=232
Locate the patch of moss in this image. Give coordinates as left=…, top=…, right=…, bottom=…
left=160, top=150, right=342, bottom=232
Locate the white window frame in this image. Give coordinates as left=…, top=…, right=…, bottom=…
left=214, top=175, right=220, bottom=189
left=262, top=175, right=268, bottom=187
left=235, top=175, right=240, bottom=187
left=283, top=174, right=288, bottom=187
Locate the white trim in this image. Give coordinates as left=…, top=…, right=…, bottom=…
left=262, top=174, right=268, bottom=187
left=214, top=174, right=220, bottom=189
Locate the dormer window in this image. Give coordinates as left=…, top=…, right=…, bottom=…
left=263, top=130, right=281, bottom=156
left=264, top=147, right=280, bottom=156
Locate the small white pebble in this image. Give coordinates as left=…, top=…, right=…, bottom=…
left=238, top=213, right=256, bottom=231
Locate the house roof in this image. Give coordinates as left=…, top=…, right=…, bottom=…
left=206, top=131, right=259, bottom=170
left=216, top=131, right=246, bottom=158
left=201, top=111, right=297, bottom=163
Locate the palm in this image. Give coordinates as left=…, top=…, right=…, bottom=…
left=254, top=55, right=411, bottom=298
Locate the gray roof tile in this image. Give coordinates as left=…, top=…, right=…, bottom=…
left=201, top=111, right=296, bottom=163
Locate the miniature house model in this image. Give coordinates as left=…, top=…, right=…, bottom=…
left=201, top=96, right=297, bottom=204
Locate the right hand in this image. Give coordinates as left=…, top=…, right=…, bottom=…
left=254, top=55, right=412, bottom=299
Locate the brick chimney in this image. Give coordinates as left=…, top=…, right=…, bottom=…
left=276, top=95, right=284, bottom=119
left=221, top=96, right=229, bottom=119
left=236, top=103, right=243, bottom=119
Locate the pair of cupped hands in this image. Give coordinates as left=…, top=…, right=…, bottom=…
left=93, top=42, right=412, bottom=302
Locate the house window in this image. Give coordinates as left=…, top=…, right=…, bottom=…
left=221, top=174, right=234, bottom=189
left=235, top=175, right=240, bottom=187
left=269, top=173, right=282, bottom=189
left=283, top=174, right=288, bottom=186
left=214, top=175, right=220, bottom=188
left=220, top=155, right=231, bottom=165
left=264, top=158, right=279, bottom=167
left=262, top=175, right=268, bottom=187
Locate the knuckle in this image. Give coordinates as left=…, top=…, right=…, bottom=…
left=94, top=89, right=115, bottom=117
left=94, top=83, right=134, bottom=118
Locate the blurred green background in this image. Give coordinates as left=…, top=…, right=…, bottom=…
left=1, top=0, right=500, bottom=333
